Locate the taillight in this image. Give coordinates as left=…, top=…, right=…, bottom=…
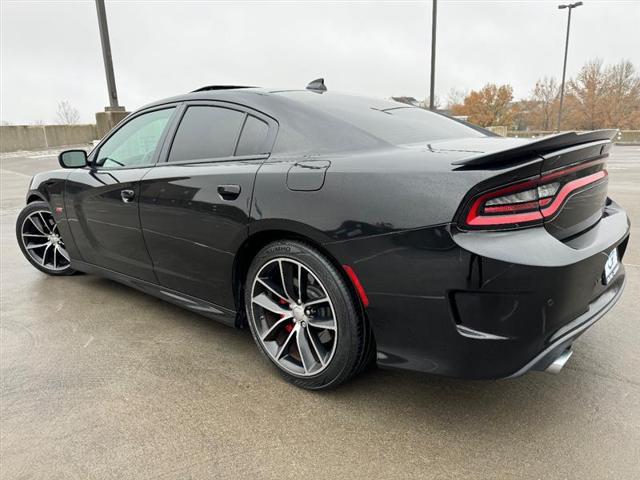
left=463, top=160, right=607, bottom=229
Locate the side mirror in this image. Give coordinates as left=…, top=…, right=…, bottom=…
left=58, top=149, right=88, bottom=169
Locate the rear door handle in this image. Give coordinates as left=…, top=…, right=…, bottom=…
left=120, top=189, right=135, bottom=203
left=217, top=184, right=241, bottom=200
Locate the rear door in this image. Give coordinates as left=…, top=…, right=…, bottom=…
left=139, top=101, right=276, bottom=308
left=65, top=106, right=177, bottom=281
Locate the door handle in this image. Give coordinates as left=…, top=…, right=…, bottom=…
left=217, top=184, right=241, bottom=200
left=120, top=189, right=135, bottom=203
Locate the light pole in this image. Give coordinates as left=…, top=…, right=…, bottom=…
left=556, top=1, right=582, bottom=131
left=429, top=0, right=437, bottom=110
left=95, top=0, right=119, bottom=108
left=94, top=0, right=128, bottom=137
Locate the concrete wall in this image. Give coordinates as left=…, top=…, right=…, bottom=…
left=0, top=124, right=98, bottom=153
left=2, top=124, right=639, bottom=153
left=486, top=126, right=508, bottom=136
left=615, top=130, right=640, bottom=144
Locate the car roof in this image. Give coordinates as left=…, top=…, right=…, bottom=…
left=138, top=87, right=485, bottom=156
left=141, top=87, right=409, bottom=115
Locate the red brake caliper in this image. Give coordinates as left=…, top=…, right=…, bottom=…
left=279, top=298, right=294, bottom=333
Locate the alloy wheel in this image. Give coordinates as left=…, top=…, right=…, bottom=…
left=250, top=258, right=338, bottom=376
left=20, top=210, right=71, bottom=271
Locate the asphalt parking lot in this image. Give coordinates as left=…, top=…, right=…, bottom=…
left=1, top=145, right=639, bottom=479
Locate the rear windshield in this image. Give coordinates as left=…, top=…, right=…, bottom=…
left=275, top=91, right=485, bottom=145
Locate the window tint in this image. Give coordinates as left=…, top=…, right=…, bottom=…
left=235, top=115, right=270, bottom=156
left=96, top=108, right=174, bottom=168
left=275, top=91, right=485, bottom=146
left=168, top=106, right=245, bottom=162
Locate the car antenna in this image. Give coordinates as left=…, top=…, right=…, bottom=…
left=306, top=78, right=327, bottom=92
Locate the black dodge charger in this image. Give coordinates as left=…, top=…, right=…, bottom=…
left=16, top=81, right=629, bottom=389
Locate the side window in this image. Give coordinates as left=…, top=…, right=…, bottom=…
left=95, top=108, right=174, bottom=168
left=236, top=115, right=270, bottom=156
left=168, top=106, right=245, bottom=162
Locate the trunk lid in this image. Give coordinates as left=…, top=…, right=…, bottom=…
left=450, top=130, right=616, bottom=238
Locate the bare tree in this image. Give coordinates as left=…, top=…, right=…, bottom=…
left=445, top=88, right=467, bottom=110
left=565, top=59, right=608, bottom=130
left=420, top=95, right=441, bottom=110
left=603, top=60, right=640, bottom=129
left=529, top=77, right=559, bottom=130
left=56, top=100, right=80, bottom=125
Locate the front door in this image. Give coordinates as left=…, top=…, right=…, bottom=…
left=65, top=107, right=177, bottom=281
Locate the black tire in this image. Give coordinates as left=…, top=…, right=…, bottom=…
left=244, top=240, right=369, bottom=390
left=16, top=201, right=76, bottom=276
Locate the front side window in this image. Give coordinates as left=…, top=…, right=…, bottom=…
left=168, top=106, right=245, bottom=162
left=95, top=108, right=175, bottom=168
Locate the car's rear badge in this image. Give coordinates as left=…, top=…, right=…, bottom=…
left=603, top=249, right=619, bottom=285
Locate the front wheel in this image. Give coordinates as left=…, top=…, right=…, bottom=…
left=245, top=240, right=368, bottom=390
left=16, top=201, right=75, bottom=276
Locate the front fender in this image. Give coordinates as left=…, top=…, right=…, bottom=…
left=23, top=170, right=81, bottom=260
left=27, top=170, right=70, bottom=206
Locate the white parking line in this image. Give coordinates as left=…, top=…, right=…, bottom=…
left=0, top=168, right=31, bottom=178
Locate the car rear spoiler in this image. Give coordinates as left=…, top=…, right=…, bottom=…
left=452, top=129, right=618, bottom=167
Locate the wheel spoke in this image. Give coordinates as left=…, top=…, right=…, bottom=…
left=26, top=242, right=49, bottom=250
left=260, top=316, right=292, bottom=341
left=278, top=260, right=294, bottom=301
left=252, top=292, right=290, bottom=316
left=28, top=216, right=48, bottom=235
left=308, top=271, right=328, bottom=296
left=23, top=233, right=48, bottom=238
left=256, top=278, right=288, bottom=303
left=296, top=328, right=317, bottom=374
left=306, top=329, right=326, bottom=367
left=304, top=298, right=329, bottom=308
left=38, top=212, right=53, bottom=233
left=275, top=328, right=296, bottom=360
left=307, top=317, right=336, bottom=331
left=41, top=243, right=52, bottom=266
left=56, top=245, right=71, bottom=261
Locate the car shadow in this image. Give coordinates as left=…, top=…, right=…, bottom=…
left=71, top=273, right=599, bottom=431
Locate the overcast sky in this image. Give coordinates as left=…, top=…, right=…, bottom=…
left=1, top=0, right=639, bottom=124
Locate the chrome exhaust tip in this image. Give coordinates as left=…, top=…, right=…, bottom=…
left=546, top=348, right=573, bottom=374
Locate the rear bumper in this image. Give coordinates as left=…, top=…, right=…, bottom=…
left=326, top=199, right=630, bottom=379
left=507, top=273, right=625, bottom=377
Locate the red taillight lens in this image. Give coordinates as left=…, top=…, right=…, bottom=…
left=463, top=162, right=607, bottom=229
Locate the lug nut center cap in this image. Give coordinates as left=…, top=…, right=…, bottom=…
left=292, top=306, right=305, bottom=322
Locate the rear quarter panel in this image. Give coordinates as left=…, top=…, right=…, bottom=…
left=250, top=148, right=491, bottom=245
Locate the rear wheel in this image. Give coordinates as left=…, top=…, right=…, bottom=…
left=16, top=201, right=75, bottom=276
left=245, top=240, right=368, bottom=389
